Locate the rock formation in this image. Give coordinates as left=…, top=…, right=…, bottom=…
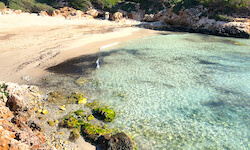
left=0, top=81, right=47, bottom=149
left=112, top=12, right=123, bottom=21
left=86, top=8, right=99, bottom=18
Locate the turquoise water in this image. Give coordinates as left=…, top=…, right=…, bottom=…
left=43, top=33, right=250, bottom=149
left=88, top=34, right=250, bottom=149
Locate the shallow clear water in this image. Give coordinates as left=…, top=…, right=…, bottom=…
left=42, top=33, right=250, bottom=149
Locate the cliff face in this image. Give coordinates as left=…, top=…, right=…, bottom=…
left=158, top=5, right=250, bottom=38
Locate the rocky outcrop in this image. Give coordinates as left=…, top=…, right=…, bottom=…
left=158, top=5, right=250, bottom=38
left=38, top=11, right=49, bottom=16
left=38, top=7, right=94, bottom=20
left=1, top=7, right=23, bottom=15
left=0, top=81, right=47, bottom=149
left=86, top=8, right=99, bottom=18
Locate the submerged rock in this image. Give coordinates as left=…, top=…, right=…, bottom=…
left=94, top=107, right=116, bottom=122
left=97, top=132, right=134, bottom=150
left=74, top=110, right=86, bottom=118
left=59, top=116, right=84, bottom=129
left=68, top=92, right=86, bottom=104
left=47, top=91, right=66, bottom=103
left=87, top=114, right=95, bottom=121
left=85, top=100, right=101, bottom=109
left=81, top=123, right=110, bottom=142
left=69, top=130, right=80, bottom=141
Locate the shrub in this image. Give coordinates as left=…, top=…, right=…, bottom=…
left=33, top=2, right=54, bottom=13
left=0, top=2, right=5, bottom=9
left=8, top=0, right=35, bottom=11
left=7, top=0, right=55, bottom=12
left=215, top=14, right=234, bottom=22
left=69, top=0, right=92, bottom=11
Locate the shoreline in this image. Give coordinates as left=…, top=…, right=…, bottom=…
left=0, top=14, right=166, bottom=85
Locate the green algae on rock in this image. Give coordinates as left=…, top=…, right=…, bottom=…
left=68, top=92, right=87, bottom=104
left=94, top=106, right=116, bottom=122
left=59, top=116, right=84, bottom=129
left=87, top=114, right=95, bottom=121
left=69, top=130, right=80, bottom=142
left=47, top=120, right=55, bottom=127
left=74, top=110, right=86, bottom=118
left=81, top=123, right=111, bottom=142
left=85, top=100, right=101, bottom=109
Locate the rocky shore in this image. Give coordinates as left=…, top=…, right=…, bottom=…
left=140, top=5, right=250, bottom=38
left=0, top=81, right=48, bottom=149
left=1, top=4, right=249, bottom=38
left=0, top=81, right=135, bottom=149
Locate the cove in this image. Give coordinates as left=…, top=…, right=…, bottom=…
left=41, top=33, right=250, bottom=149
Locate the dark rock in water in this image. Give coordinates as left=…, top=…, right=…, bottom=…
left=98, top=132, right=134, bottom=150
left=94, top=107, right=116, bottom=122
left=81, top=123, right=109, bottom=143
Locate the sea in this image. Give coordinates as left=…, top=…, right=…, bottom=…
left=40, top=33, right=250, bottom=150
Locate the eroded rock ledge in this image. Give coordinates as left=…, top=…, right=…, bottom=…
left=141, top=5, right=250, bottom=38
left=0, top=81, right=46, bottom=149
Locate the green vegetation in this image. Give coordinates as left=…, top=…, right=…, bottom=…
left=94, top=106, right=116, bottom=122
left=0, top=1, right=5, bottom=9
left=82, top=122, right=108, bottom=135
left=69, top=130, right=80, bottom=141
left=87, top=114, right=95, bottom=121
left=215, top=14, right=234, bottom=22
left=172, top=0, right=250, bottom=15
left=5, top=0, right=54, bottom=12
left=59, top=116, right=85, bottom=129
left=1, top=0, right=248, bottom=17
left=68, top=92, right=86, bottom=104
left=74, top=110, right=86, bottom=118
left=0, top=83, right=8, bottom=99
left=85, top=100, right=101, bottom=109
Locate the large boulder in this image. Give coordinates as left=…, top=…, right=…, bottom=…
left=1, top=8, right=14, bottom=15
left=86, top=8, right=98, bottom=18
left=14, top=9, right=22, bottom=14
left=112, top=12, right=123, bottom=21
left=73, top=10, right=84, bottom=18
left=52, top=9, right=61, bottom=16
left=60, top=7, right=76, bottom=18
left=38, top=11, right=49, bottom=17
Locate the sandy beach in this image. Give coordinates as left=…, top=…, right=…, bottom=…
left=0, top=13, right=164, bottom=84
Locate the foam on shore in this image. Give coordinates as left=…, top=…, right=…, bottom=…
left=99, top=42, right=119, bottom=50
